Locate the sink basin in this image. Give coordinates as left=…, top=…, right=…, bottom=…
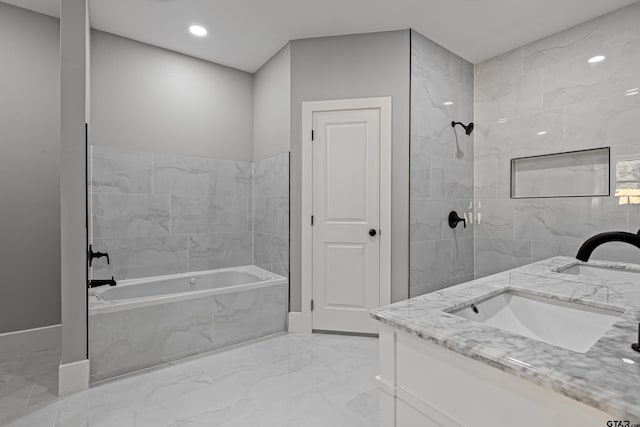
left=448, top=290, right=623, bottom=353
left=557, top=264, right=640, bottom=283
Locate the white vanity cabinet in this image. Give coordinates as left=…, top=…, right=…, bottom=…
left=376, top=323, right=613, bottom=427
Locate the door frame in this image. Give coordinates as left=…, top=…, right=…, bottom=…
left=297, top=97, right=392, bottom=334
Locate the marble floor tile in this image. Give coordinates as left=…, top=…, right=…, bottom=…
left=0, top=348, right=60, bottom=426
left=0, top=376, right=36, bottom=425
left=11, top=349, right=61, bottom=381
left=4, top=402, right=59, bottom=427
left=0, top=360, right=17, bottom=386
left=26, top=371, right=59, bottom=411
left=221, top=386, right=374, bottom=427
left=1, top=334, right=378, bottom=427
left=168, top=397, right=258, bottom=427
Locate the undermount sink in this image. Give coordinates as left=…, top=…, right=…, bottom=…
left=448, top=290, right=623, bottom=353
left=557, top=263, right=640, bottom=283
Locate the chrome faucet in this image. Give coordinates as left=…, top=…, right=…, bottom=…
left=575, top=229, right=640, bottom=262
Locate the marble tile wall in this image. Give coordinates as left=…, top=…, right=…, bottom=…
left=474, top=2, right=640, bottom=277
left=253, top=153, right=290, bottom=278
left=511, top=147, right=610, bottom=198
left=90, top=146, right=255, bottom=280
left=410, top=30, right=475, bottom=297
left=90, top=146, right=290, bottom=281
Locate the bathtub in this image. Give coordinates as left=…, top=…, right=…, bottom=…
left=88, top=265, right=288, bottom=382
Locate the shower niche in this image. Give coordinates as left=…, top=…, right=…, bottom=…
left=510, top=147, right=610, bottom=199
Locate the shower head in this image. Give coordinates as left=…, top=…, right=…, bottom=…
left=451, top=121, right=474, bottom=136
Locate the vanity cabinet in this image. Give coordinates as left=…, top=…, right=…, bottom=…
left=377, top=324, right=613, bottom=427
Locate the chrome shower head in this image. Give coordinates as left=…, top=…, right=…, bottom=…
left=451, top=121, right=474, bottom=136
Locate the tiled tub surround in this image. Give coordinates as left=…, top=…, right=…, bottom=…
left=89, top=266, right=287, bottom=382
left=253, top=153, right=290, bottom=278
left=410, top=30, right=475, bottom=297
left=91, top=146, right=252, bottom=280
left=474, top=2, right=640, bottom=278
left=372, top=257, right=640, bottom=420
left=89, top=148, right=290, bottom=381
left=90, top=146, right=289, bottom=280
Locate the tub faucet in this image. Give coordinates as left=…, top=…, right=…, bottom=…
left=88, top=244, right=110, bottom=267
left=88, top=277, right=117, bottom=288
left=575, top=229, right=640, bottom=262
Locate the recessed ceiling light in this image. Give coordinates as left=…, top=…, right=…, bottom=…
left=622, top=358, right=635, bottom=365
left=189, top=25, right=207, bottom=37
left=443, top=101, right=454, bottom=106
left=537, top=131, right=548, bottom=136
left=588, top=55, right=606, bottom=64
left=497, top=118, right=509, bottom=124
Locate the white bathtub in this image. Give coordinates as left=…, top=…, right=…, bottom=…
left=89, top=265, right=288, bottom=381
left=89, top=265, right=286, bottom=315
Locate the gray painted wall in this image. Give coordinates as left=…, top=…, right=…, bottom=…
left=0, top=3, right=61, bottom=334
left=90, top=31, right=254, bottom=161
left=253, top=44, right=291, bottom=160
left=474, top=2, right=640, bottom=277
left=289, top=30, right=411, bottom=311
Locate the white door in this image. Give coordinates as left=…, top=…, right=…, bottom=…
left=312, top=108, right=381, bottom=334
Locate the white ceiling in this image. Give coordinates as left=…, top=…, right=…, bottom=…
left=2, top=0, right=638, bottom=72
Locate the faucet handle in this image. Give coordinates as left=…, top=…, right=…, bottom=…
left=88, top=245, right=111, bottom=266
left=448, top=211, right=467, bottom=229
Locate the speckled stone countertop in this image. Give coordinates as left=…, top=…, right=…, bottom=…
left=371, top=257, right=640, bottom=420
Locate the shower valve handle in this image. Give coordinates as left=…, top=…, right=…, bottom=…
left=88, top=244, right=110, bottom=267
left=448, top=211, right=466, bottom=229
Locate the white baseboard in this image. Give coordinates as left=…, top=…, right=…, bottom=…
left=0, top=324, right=61, bottom=360
left=288, top=312, right=312, bottom=334
left=59, top=359, right=89, bottom=396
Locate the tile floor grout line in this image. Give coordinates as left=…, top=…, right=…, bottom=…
left=23, top=379, right=37, bottom=410
left=52, top=404, right=61, bottom=427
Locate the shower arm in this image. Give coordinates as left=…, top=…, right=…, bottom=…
left=451, top=121, right=474, bottom=136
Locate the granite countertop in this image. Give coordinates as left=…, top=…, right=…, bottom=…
left=371, top=257, right=640, bottom=420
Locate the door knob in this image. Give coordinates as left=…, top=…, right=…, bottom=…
left=369, top=229, right=377, bottom=237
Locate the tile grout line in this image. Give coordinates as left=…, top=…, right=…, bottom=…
left=52, top=404, right=60, bottom=427
left=23, top=379, right=37, bottom=410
